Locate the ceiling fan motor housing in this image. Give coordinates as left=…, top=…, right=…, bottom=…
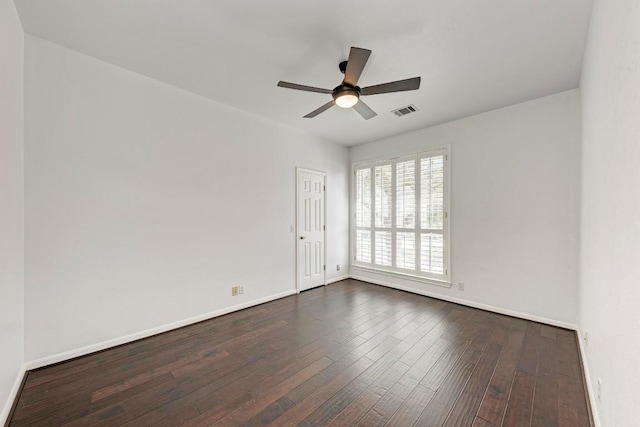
left=332, top=85, right=360, bottom=108
left=332, top=84, right=360, bottom=100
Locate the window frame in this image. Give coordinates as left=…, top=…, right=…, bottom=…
left=351, top=146, right=451, bottom=288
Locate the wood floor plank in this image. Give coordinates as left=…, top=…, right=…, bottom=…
left=531, top=336, right=559, bottom=426
left=7, top=280, right=592, bottom=427
left=286, top=334, right=399, bottom=405
left=299, top=359, right=410, bottom=427
left=443, top=342, right=503, bottom=426
left=20, top=350, right=181, bottom=408
left=557, top=372, right=590, bottom=427
left=321, top=324, right=455, bottom=426
left=178, top=329, right=357, bottom=419
left=517, top=323, right=542, bottom=375
left=25, top=360, right=99, bottom=388
left=488, top=321, right=509, bottom=347
left=64, top=330, right=326, bottom=426
left=92, top=347, right=230, bottom=402
left=358, top=337, right=458, bottom=426
left=502, top=370, right=536, bottom=426
left=323, top=319, right=453, bottom=426
left=190, top=357, right=333, bottom=426
left=399, top=309, right=465, bottom=367
left=460, top=317, right=499, bottom=365
left=245, top=397, right=296, bottom=427
left=12, top=373, right=176, bottom=427
left=472, top=416, right=496, bottom=427
left=123, top=342, right=334, bottom=426
left=147, top=404, right=200, bottom=427
left=420, top=337, right=471, bottom=391
left=476, top=327, right=526, bottom=424
left=541, top=324, right=557, bottom=340
left=269, top=356, right=376, bottom=426
left=556, top=328, right=582, bottom=379
left=326, top=389, right=381, bottom=426
left=413, top=358, right=475, bottom=426
left=384, top=384, right=435, bottom=427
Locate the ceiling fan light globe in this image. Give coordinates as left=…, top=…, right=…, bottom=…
left=335, top=93, right=359, bottom=108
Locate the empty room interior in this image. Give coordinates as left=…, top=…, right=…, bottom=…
left=1, top=0, right=639, bottom=426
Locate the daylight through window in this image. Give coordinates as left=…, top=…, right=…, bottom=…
left=353, top=149, right=449, bottom=283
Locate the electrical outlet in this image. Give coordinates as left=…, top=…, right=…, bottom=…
left=597, top=378, right=602, bottom=401
left=458, top=282, right=465, bottom=291
left=336, top=264, right=341, bottom=271
left=231, top=286, right=238, bottom=296
left=238, top=286, right=244, bottom=295
left=584, top=331, right=589, bottom=346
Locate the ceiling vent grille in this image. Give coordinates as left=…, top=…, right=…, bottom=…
left=391, top=104, right=419, bottom=117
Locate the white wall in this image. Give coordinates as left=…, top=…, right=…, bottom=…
left=24, top=35, right=349, bottom=363
left=580, top=0, right=640, bottom=425
left=0, top=0, right=25, bottom=422
left=351, top=90, right=581, bottom=326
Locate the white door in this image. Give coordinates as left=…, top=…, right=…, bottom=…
left=297, top=168, right=326, bottom=292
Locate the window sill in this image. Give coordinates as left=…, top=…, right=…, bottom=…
left=351, top=265, right=452, bottom=288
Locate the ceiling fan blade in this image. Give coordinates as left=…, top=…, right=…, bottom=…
left=353, top=100, right=377, bottom=120
left=303, top=101, right=335, bottom=118
left=361, top=77, right=421, bottom=96
left=343, top=47, right=372, bottom=87
left=277, top=81, right=332, bottom=94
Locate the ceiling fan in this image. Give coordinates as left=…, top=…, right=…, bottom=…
left=277, top=47, right=421, bottom=120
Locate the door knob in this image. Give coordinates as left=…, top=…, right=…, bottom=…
left=300, top=236, right=306, bottom=240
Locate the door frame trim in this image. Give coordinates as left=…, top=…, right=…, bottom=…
left=295, top=167, right=327, bottom=293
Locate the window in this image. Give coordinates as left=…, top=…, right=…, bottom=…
left=353, top=148, right=449, bottom=285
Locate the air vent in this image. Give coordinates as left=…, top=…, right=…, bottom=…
left=391, top=104, right=419, bottom=117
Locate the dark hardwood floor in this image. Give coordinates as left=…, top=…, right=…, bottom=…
left=8, top=280, right=592, bottom=426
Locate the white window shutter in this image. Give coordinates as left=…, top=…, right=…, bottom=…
left=356, top=168, right=371, bottom=228
left=353, top=148, right=449, bottom=283
left=419, top=153, right=445, bottom=275
left=375, top=165, right=392, bottom=228
left=396, top=160, right=416, bottom=229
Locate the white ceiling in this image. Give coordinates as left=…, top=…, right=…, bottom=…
left=14, top=0, right=593, bottom=147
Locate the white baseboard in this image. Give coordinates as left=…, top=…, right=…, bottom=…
left=576, top=327, right=601, bottom=427
left=1, top=365, right=27, bottom=425
left=349, top=274, right=578, bottom=330
left=326, top=275, right=349, bottom=285
left=25, top=289, right=297, bottom=371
